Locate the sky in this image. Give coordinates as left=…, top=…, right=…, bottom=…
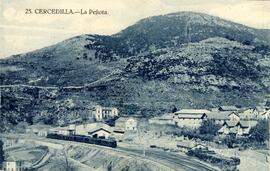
left=0, top=0, right=270, bottom=58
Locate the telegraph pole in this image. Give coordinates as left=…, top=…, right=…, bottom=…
left=0, top=87, right=2, bottom=110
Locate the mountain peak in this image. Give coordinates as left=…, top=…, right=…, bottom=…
left=164, top=11, right=242, bottom=27
left=110, top=11, right=270, bottom=57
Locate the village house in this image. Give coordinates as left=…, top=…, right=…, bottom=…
left=217, top=106, right=269, bottom=120
left=207, top=110, right=242, bottom=125
left=114, top=117, right=138, bottom=132
left=260, top=110, right=270, bottom=119
left=74, top=122, right=112, bottom=139
left=92, top=105, right=119, bottom=120
left=148, top=113, right=175, bottom=126
left=2, top=159, right=26, bottom=171
left=207, top=111, right=229, bottom=124
left=49, top=126, right=75, bottom=136
left=218, top=120, right=257, bottom=136
left=174, top=109, right=210, bottom=128
left=88, top=128, right=111, bottom=139
left=238, top=107, right=261, bottom=120
left=253, top=106, right=270, bottom=119
left=228, top=112, right=240, bottom=122
left=25, top=124, right=52, bottom=137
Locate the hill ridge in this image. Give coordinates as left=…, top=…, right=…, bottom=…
left=0, top=11, right=269, bottom=129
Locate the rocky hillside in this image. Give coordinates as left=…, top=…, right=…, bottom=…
left=0, top=12, right=270, bottom=129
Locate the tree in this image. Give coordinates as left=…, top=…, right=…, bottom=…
left=224, top=134, right=237, bottom=148
left=172, top=106, right=178, bottom=113
left=249, top=119, right=269, bottom=143
left=0, top=140, right=4, bottom=168
left=199, top=119, right=222, bottom=136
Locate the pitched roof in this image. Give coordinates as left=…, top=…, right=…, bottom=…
left=207, top=111, right=232, bottom=120
left=88, top=128, right=111, bottom=134
left=176, top=113, right=207, bottom=119
left=102, top=107, right=117, bottom=111
left=255, top=106, right=266, bottom=112
left=223, top=120, right=257, bottom=128
left=261, top=110, right=270, bottom=116
left=92, top=105, right=117, bottom=111
left=193, top=143, right=207, bottom=148
left=218, top=106, right=238, bottom=111
left=152, top=113, right=175, bottom=120
left=224, top=121, right=238, bottom=127
left=238, top=120, right=257, bottom=128
left=218, top=128, right=224, bottom=133
left=175, top=109, right=211, bottom=114
left=78, top=123, right=112, bottom=133
left=228, top=112, right=239, bottom=117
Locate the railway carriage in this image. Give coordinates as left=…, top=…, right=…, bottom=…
left=46, top=133, right=117, bottom=148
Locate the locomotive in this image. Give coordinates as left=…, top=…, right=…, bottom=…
left=46, top=133, right=117, bottom=148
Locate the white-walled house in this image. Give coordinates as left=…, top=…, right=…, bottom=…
left=115, top=117, right=138, bottom=131
left=207, top=111, right=242, bottom=124
left=260, top=110, right=270, bottom=119
left=74, top=123, right=112, bottom=138
left=92, top=105, right=119, bottom=120
left=228, top=112, right=240, bottom=122
left=174, top=109, right=210, bottom=128
left=239, top=107, right=260, bottom=119
left=2, top=159, right=25, bottom=171
left=218, top=120, right=257, bottom=136
left=88, top=128, right=111, bottom=139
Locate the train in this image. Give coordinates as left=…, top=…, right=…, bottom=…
left=46, top=133, right=117, bottom=148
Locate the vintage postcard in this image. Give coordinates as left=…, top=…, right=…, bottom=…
left=0, top=0, right=269, bottom=171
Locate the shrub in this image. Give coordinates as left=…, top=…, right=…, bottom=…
left=187, top=149, right=240, bottom=171
left=0, top=140, right=4, bottom=167
left=249, top=119, right=269, bottom=143
left=199, top=119, right=222, bottom=135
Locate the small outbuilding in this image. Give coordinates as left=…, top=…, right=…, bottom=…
left=192, top=144, right=208, bottom=151
left=115, top=117, right=138, bottom=132
left=88, top=128, right=111, bottom=139
left=25, top=124, right=52, bottom=137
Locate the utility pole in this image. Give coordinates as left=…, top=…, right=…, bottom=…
left=0, top=87, right=2, bottom=111
left=137, top=124, right=146, bottom=157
